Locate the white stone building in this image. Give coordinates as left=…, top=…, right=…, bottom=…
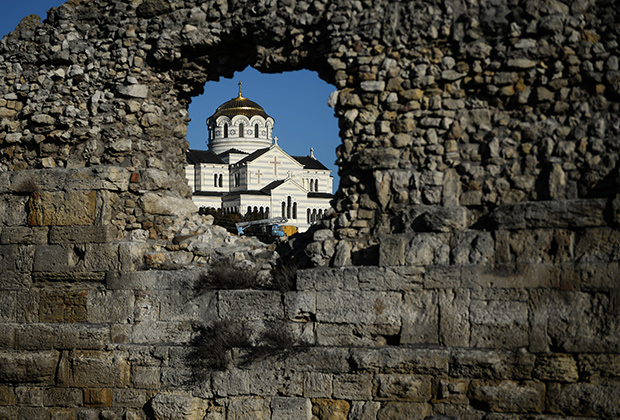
left=186, top=84, right=333, bottom=232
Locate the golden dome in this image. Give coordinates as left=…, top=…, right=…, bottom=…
left=207, top=82, right=271, bottom=122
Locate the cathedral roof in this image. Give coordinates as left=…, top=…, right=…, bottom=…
left=292, top=155, right=329, bottom=170
left=207, top=83, right=271, bottom=122
left=187, top=149, right=225, bottom=164
left=235, top=147, right=270, bottom=165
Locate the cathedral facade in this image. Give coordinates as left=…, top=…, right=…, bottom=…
left=185, top=84, right=333, bottom=232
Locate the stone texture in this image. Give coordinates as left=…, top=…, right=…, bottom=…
left=0, top=0, right=618, bottom=418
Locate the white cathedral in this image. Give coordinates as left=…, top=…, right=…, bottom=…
left=185, top=83, right=334, bottom=232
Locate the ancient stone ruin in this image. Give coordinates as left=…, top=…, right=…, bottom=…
left=0, top=0, right=619, bottom=418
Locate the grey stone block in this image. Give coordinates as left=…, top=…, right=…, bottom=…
left=0, top=350, right=59, bottom=384
left=49, top=226, right=118, bottom=244
left=401, top=290, right=438, bottom=345
left=296, top=267, right=359, bottom=291
left=333, top=374, right=373, bottom=400
left=0, top=227, right=48, bottom=245
left=316, top=290, right=402, bottom=326
left=373, top=374, right=432, bottom=402
left=439, top=288, right=470, bottom=347
left=349, top=347, right=449, bottom=375
left=218, top=290, right=283, bottom=321
left=271, top=397, right=311, bottom=420
left=303, top=372, right=333, bottom=398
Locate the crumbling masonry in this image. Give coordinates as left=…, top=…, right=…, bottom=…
left=0, top=0, right=619, bottom=419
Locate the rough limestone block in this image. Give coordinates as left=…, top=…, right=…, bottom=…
left=469, top=380, right=545, bottom=413
left=15, top=324, right=109, bottom=351
left=115, top=388, right=153, bottom=408
left=39, top=290, right=88, bottom=323
left=358, top=266, right=424, bottom=292
left=131, top=366, right=161, bottom=389
left=218, top=290, right=283, bottom=321
left=304, top=372, right=333, bottom=398
left=49, top=226, right=119, bottom=244
left=574, top=227, right=620, bottom=263
left=378, top=234, right=407, bottom=266
left=373, top=374, right=432, bottom=402
left=450, top=349, right=535, bottom=381
left=0, top=227, right=48, bottom=245
left=450, top=230, right=494, bottom=265
left=140, top=192, right=197, bottom=217
left=211, top=369, right=251, bottom=397
left=529, top=290, right=618, bottom=353
left=349, top=401, right=380, bottom=420
left=349, top=347, right=449, bottom=375
left=439, top=288, right=470, bottom=347
left=546, top=383, right=620, bottom=417
left=400, top=290, right=439, bottom=345
left=405, top=233, right=450, bottom=266
left=57, top=350, right=129, bottom=388
left=33, top=245, right=80, bottom=273
left=227, top=397, right=270, bottom=420
left=489, top=199, right=608, bottom=230
left=271, top=397, right=312, bottom=420
left=311, top=399, right=350, bottom=420
left=376, top=402, right=432, bottom=420
left=281, top=347, right=351, bottom=374
left=28, top=191, right=97, bottom=226
left=0, top=351, right=59, bottom=384
left=129, top=321, right=193, bottom=345
left=296, top=267, right=359, bottom=291
left=242, top=369, right=303, bottom=397
left=0, top=245, right=35, bottom=273
left=0, top=386, right=16, bottom=405
left=284, top=291, right=316, bottom=322
left=0, top=325, right=15, bottom=349
left=43, top=387, right=82, bottom=407
left=0, top=196, right=28, bottom=226
left=533, top=354, right=579, bottom=382
left=160, top=289, right=217, bottom=323
left=87, top=290, right=134, bottom=324
left=149, top=393, right=207, bottom=420
left=0, top=291, right=15, bottom=323
left=316, top=323, right=396, bottom=347
left=333, top=374, right=373, bottom=400
left=470, top=299, right=529, bottom=349
left=82, top=243, right=120, bottom=271
left=316, top=290, right=402, bottom=328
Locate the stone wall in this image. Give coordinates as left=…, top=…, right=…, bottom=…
left=0, top=0, right=619, bottom=419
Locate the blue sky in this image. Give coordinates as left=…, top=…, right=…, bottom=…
left=1, top=1, right=341, bottom=186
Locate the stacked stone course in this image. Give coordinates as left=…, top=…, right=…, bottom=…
left=0, top=0, right=619, bottom=418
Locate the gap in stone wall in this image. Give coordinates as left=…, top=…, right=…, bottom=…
left=186, top=66, right=341, bottom=188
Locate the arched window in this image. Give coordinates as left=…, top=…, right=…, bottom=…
left=224, top=123, right=228, bottom=138
left=247, top=206, right=252, bottom=215
left=259, top=207, right=264, bottom=218
left=214, top=174, right=218, bottom=187
left=315, top=179, right=319, bottom=192
left=254, top=123, right=259, bottom=138
left=318, top=209, right=323, bottom=219
left=265, top=207, right=269, bottom=218
left=312, top=209, right=317, bottom=223
left=292, top=202, right=297, bottom=219
left=218, top=174, right=223, bottom=187
left=281, top=202, right=286, bottom=218
left=307, top=208, right=311, bottom=223
left=239, top=123, right=244, bottom=137
left=254, top=206, right=258, bottom=213
left=286, top=196, right=292, bottom=219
